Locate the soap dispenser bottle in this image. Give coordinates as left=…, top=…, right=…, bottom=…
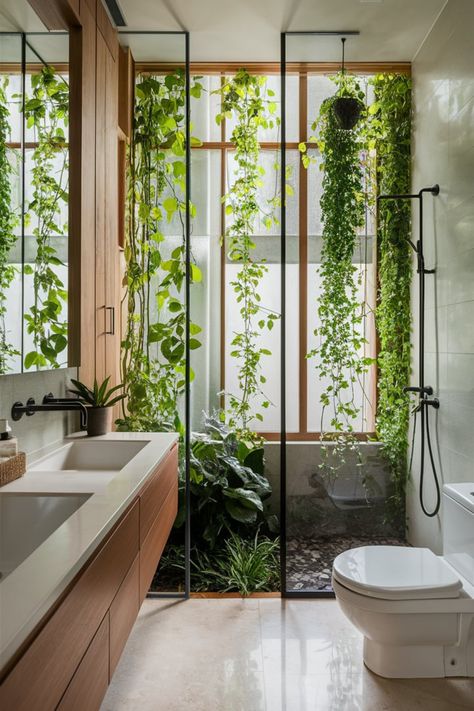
left=0, top=419, right=18, bottom=458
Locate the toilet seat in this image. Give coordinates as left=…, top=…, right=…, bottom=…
left=333, top=546, right=463, bottom=600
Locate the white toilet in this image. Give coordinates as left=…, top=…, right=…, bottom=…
left=332, top=483, right=474, bottom=678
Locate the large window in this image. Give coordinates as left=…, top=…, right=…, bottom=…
left=185, top=66, right=377, bottom=438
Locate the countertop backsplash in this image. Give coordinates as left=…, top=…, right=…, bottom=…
left=0, top=368, right=78, bottom=457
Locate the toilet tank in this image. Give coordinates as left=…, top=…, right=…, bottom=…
left=443, top=483, right=474, bottom=585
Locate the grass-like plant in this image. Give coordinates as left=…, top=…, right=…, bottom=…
left=69, top=376, right=125, bottom=408
left=159, top=532, right=280, bottom=595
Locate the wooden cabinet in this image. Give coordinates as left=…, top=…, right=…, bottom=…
left=140, top=444, right=178, bottom=544
left=0, top=501, right=139, bottom=711
left=110, top=555, right=140, bottom=676
left=0, top=446, right=178, bottom=710
left=57, top=614, right=109, bottom=711
left=140, top=484, right=179, bottom=602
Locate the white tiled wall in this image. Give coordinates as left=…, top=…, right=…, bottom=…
left=0, top=369, right=78, bottom=457
left=408, top=0, right=474, bottom=551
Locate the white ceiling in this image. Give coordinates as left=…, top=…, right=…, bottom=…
left=0, top=0, right=448, bottom=62
left=0, top=0, right=47, bottom=32
left=117, top=0, right=448, bottom=62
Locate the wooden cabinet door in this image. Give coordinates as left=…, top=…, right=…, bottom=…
left=0, top=501, right=139, bottom=711
left=57, top=614, right=109, bottom=711
left=109, top=555, right=140, bottom=676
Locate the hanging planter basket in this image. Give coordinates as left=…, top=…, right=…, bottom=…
left=332, top=96, right=363, bottom=130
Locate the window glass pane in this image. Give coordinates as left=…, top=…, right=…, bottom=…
left=191, top=75, right=222, bottom=143
left=225, top=74, right=298, bottom=143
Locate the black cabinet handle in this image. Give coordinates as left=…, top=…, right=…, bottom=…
left=105, top=306, right=115, bottom=335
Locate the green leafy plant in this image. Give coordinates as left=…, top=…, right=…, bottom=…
left=302, top=74, right=373, bottom=474
left=119, top=69, right=203, bottom=433
left=215, top=69, right=281, bottom=430
left=23, top=65, right=69, bottom=370
left=68, top=376, right=125, bottom=408
left=370, top=74, right=412, bottom=515
left=157, top=533, right=280, bottom=595
left=174, top=414, right=277, bottom=550
left=0, top=77, right=20, bottom=373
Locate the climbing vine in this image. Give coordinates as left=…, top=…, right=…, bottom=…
left=119, top=69, right=203, bottom=432
left=303, top=74, right=373, bottom=474
left=370, top=74, right=412, bottom=514
left=0, top=77, right=19, bottom=373
left=215, top=69, right=280, bottom=431
left=23, top=65, right=69, bottom=370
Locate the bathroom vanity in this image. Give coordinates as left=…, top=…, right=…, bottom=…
left=0, top=432, right=178, bottom=710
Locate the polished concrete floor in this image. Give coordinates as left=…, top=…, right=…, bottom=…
left=101, top=598, right=474, bottom=711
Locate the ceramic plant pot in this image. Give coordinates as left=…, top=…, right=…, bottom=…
left=332, top=96, right=363, bottom=130
left=86, top=407, right=112, bottom=436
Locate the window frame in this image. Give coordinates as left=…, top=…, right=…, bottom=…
left=132, top=60, right=411, bottom=440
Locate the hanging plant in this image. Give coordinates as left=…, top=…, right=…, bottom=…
left=370, top=74, right=412, bottom=516
left=0, top=77, right=20, bottom=373
left=23, top=65, right=69, bottom=370
left=215, top=69, right=281, bottom=432
left=119, top=69, right=203, bottom=433
left=302, top=73, right=373, bottom=475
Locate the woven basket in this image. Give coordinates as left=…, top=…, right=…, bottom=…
left=0, top=452, right=26, bottom=487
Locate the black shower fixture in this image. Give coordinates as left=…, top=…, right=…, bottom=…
left=333, top=37, right=363, bottom=130
left=378, top=184, right=441, bottom=518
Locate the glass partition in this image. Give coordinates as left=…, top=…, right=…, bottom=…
left=117, top=32, right=190, bottom=595
left=281, top=33, right=406, bottom=596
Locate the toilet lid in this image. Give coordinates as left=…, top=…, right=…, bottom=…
left=333, top=546, right=462, bottom=600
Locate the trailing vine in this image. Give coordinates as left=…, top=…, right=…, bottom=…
left=215, top=70, right=280, bottom=431
left=370, top=74, right=412, bottom=515
left=23, top=65, right=69, bottom=370
left=302, top=74, right=373, bottom=475
left=119, top=69, right=203, bottom=432
left=0, top=77, right=19, bottom=373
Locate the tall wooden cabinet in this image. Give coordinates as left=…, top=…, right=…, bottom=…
left=95, top=10, right=121, bottom=387
left=36, top=0, right=122, bottom=388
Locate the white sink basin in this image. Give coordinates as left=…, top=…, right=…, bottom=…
left=30, top=440, right=148, bottom=472
left=0, top=492, right=91, bottom=579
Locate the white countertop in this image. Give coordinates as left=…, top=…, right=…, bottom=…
left=0, top=431, right=178, bottom=673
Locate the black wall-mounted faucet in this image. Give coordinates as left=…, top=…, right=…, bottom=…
left=11, top=393, right=88, bottom=429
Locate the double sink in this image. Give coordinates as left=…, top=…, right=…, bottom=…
left=0, top=439, right=147, bottom=580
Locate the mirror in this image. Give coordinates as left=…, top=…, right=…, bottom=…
left=0, top=31, right=69, bottom=374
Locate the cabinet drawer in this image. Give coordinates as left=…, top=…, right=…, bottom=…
left=57, top=614, right=109, bottom=711
left=0, top=500, right=139, bottom=711
left=140, top=482, right=178, bottom=601
left=140, top=444, right=178, bottom=545
left=110, top=555, right=140, bottom=676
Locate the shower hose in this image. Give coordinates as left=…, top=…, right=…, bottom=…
left=409, top=403, right=441, bottom=517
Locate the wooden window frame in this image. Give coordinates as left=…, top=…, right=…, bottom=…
left=131, top=61, right=410, bottom=441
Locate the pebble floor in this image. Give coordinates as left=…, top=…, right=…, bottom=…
left=286, top=536, right=407, bottom=593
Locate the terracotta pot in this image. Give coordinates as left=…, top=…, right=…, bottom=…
left=332, top=96, right=363, bottom=130
left=86, top=407, right=112, bottom=437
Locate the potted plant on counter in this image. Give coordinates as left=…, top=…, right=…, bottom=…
left=68, top=377, right=125, bottom=436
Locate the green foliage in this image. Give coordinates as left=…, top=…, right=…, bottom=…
left=119, top=69, right=203, bottom=433
left=370, top=74, right=412, bottom=515
left=174, top=414, right=277, bottom=550
left=23, top=66, right=69, bottom=370
left=68, top=376, right=125, bottom=408
left=215, top=70, right=281, bottom=430
left=0, top=77, right=20, bottom=373
left=159, top=533, right=280, bottom=595
left=304, top=73, right=373, bottom=474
